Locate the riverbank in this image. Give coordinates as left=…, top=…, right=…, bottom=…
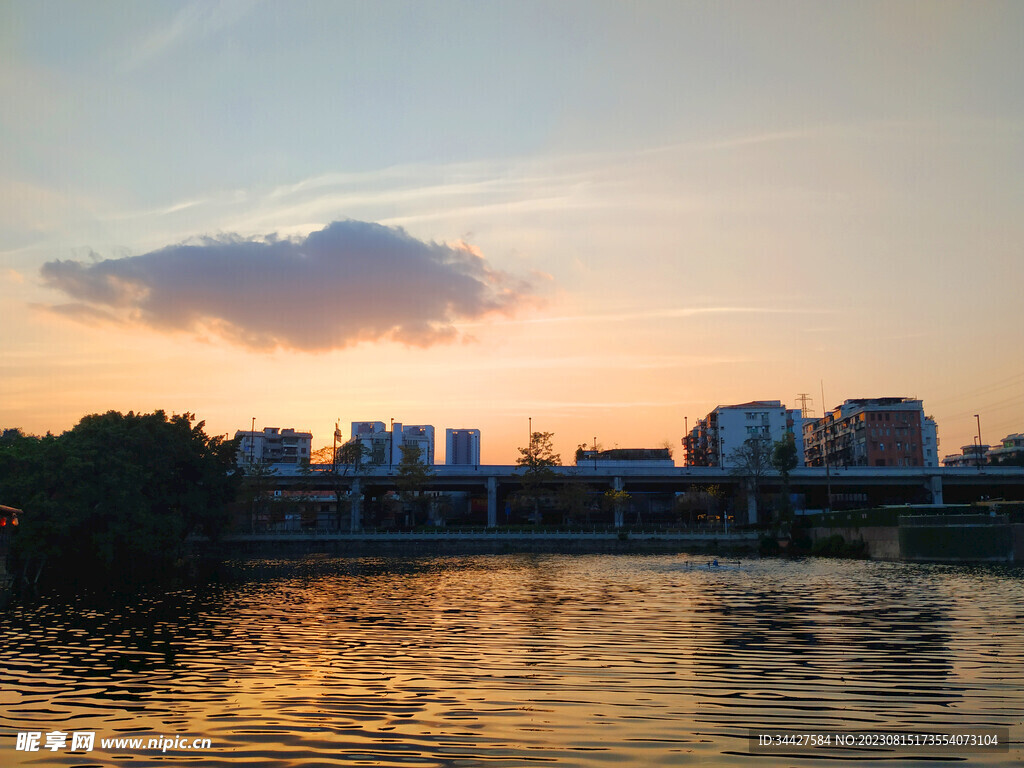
left=809, top=513, right=1024, bottom=563
left=190, top=530, right=761, bottom=558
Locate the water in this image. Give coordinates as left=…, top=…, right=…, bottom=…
left=2, top=554, right=1022, bottom=766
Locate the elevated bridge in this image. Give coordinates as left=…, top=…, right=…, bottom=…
left=261, top=464, right=1024, bottom=527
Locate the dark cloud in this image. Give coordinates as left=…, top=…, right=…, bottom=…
left=40, top=220, right=540, bottom=351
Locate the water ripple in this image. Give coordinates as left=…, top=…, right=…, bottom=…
left=1, top=555, right=1022, bottom=765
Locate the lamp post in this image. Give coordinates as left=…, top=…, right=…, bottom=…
left=974, top=414, right=983, bottom=469
left=332, top=421, right=339, bottom=472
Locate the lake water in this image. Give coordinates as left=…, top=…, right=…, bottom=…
left=2, top=554, right=1022, bottom=766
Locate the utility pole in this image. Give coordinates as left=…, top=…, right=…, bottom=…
left=975, top=414, right=983, bottom=470
left=821, top=381, right=831, bottom=514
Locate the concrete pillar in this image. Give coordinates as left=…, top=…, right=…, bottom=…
left=487, top=476, right=497, bottom=528
left=613, top=476, right=624, bottom=528
left=929, top=475, right=944, bottom=506
left=350, top=477, right=362, bottom=532
left=746, top=490, right=757, bottom=526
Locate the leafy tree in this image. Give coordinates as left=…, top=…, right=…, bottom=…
left=771, top=434, right=799, bottom=482
left=304, top=440, right=367, bottom=530
left=337, top=440, right=367, bottom=470
left=602, top=488, right=631, bottom=527
left=515, top=431, right=560, bottom=523
left=309, top=445, right=336, bottom=466
left=557, top=474, right=592, bottom=526
left=771, top=433, right=799, bottom=519
left=396, top=443, right=435, bottom=525
left=574, top=440, right=602, bottom=465
left=3, top=411, right=239, bottom=584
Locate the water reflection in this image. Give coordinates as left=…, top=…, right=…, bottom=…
left=1, top=555, right=1022, bottom=766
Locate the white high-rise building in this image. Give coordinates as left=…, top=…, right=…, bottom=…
left=685, top=401, right=804, bottom=468
left=446, top=428, right=481, bottom=465
left=350, top=421, right=435, bottom=466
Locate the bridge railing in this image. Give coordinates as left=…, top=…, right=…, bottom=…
left=219, top=525, right=749, bottom=537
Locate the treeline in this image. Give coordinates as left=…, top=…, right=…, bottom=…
left=0, top=411, right=240, bottom=584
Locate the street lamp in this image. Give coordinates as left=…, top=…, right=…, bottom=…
left=975, top=414, right=983, bottom=469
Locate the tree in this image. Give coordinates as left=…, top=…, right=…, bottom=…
left=305, top=440, right=367, bottom=531
left=574, top=440, right=602, bottom=465
left=728, top=437, right=773, bottom=525
left=771, top=433, right=799, bottom=519
left=557, top=474, right=592, bottom=526
left=337, top=440, right=367, bottom=470
left=674, top=484, right=723, bottom=527
left=309, top=445, right=336, bottom=466
left=771, top=434, right=798, bottom=482
left=602, top=488, right=631, bottom=527
left=396, top=443, right=435, bottom=526
left=3, top=411, right=240, bottom=584
left=515, top=431, right=560, bottom=523
left=239, top=457, right=277, bottom=532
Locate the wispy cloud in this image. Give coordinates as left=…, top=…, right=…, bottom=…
left=39, top=220, right=541, bottom=352
left=125, top=0, right=257, bottom=69
left=458, top=305, right=834, bottom=329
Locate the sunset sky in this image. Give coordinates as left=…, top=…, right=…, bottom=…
left=2, top=1, right=1022, bottom=464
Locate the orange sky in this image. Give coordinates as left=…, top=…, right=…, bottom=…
left=2, top=2, right=1022, bottom=464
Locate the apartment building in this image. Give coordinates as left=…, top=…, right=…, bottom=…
left=685, top=401, right=804, bottom=468
left=235, top=427, right=312, bottom=466
left=350, top=421, right=436, bottom=466
left=803, top=398, right=938, bottom=468
left=988, top=433, right=1024, bottom=465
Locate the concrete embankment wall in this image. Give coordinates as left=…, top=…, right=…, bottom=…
left=810, top=517, right=1024, bottom=563
left=196, top=533, right=760, bottom=559
left=899, top=515, right=1016, bottom=563
left=809, top=526, right=900, bottom=561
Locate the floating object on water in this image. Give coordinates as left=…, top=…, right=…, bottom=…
left=679, top=558, right=743, bottom=571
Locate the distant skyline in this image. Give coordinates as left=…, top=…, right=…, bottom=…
left=2, top=1, right=1022, bottom=463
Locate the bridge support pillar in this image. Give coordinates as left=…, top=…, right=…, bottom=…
left=929, top=475, right=944, bottom=506
left=613, top=476, right=625, bottom=528
left=350, top=477, right=362, bottom=532
left=487, top=476, right=497, bottom=528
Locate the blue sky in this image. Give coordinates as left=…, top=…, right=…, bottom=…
left=2, top=0, right=1022, bottom=462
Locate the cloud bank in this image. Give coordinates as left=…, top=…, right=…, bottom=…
left=40, top=220, right=539, bottom=351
